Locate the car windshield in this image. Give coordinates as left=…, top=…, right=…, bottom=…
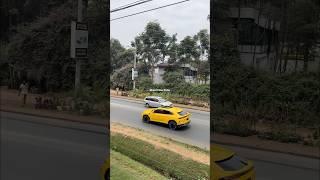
left=178, top=111, right=188, bottom=116
left=158, top=98, right=166, bottom=102
left=216, top=155, right=247, bottom=171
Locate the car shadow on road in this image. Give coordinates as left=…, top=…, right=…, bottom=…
left=146, top=121, right=191, bottom=131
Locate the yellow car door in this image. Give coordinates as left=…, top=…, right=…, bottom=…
left=152, top=109, right=166, bottom=123
left=162, top=110, right=174, bottom=124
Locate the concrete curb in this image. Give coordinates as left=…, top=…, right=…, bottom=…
left=212, top=140, right=320, bottom=159
left=2, top=108, right=318, bottom=159
left=111, top=95, right=210, bottom=112
left=0, top=108, right=107, bottom=127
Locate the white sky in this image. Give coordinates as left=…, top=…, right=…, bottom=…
left=110, top=0, right=210, bottom=47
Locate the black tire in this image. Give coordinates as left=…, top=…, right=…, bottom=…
left=145, top=103, right=149, bottom=107
left=142, top=115, right=150, bottom=123
left=104, top=169, right=110, bottom=180
left=168, top=120, right=177, bottom=130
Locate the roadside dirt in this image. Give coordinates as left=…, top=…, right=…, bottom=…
left=111, top=122, right=210, bottom=165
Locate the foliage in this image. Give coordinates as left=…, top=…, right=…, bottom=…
left=110, top=64, right=133, bottom=90
left=111, top=133, right=209, bottom=180
left=136, top=75, right=153, bottom=91
left=162, top=70, right=185, bottom=85
left=258, top=128, right=304, bottom=143
left=6, top=0, right=108, bottom=92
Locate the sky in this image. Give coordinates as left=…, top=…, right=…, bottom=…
left=110, top=0, right=210, bottom=47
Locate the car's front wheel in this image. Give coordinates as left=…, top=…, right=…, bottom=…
left=142, top=115, right=150, bottom=123
left=168, top=120, right=177, bottom=130
left=145, top=103, right=149, bottom=107
left=104, top=169, right=110, bottom=180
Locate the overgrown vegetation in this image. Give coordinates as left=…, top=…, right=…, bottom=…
left=110, top=22, right=210, bottom=104
left=111, top=133, right=209, bottom=180
left=2, top=0, right=108, bottom=92
left=211, top=31, right=320, bottom=145
left=111, top=150, right=167, bottom=180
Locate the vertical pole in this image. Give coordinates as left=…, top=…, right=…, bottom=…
left=75, top=0, right=83, bottom=94
left=133, top=47, right=137, bottom=90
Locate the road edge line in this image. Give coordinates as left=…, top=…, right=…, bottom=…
left=212, top=140, right=320, bottom=159
left=0, top=109, right=107, bottom=127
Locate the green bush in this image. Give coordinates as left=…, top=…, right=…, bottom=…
left=111, top=133, right=209, bottom=180
left=257, top=128, right=304, bottom=143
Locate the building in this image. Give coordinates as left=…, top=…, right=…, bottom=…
left=151, top=63, right=198, bottom=84
left=216, top=1, right=320, bottom=72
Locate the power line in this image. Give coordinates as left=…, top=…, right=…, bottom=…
left=111, top=0, right=191, bottom=21
left=111, top=0, right=153, bottom=13
left=112, top=0, right=147, bottom=9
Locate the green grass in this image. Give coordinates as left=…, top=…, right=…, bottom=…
left=111, top=150, right=167, bottom=180
left=111, top=133, right=209, bottom=180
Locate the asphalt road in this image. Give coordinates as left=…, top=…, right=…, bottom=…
left=221, top=144, right=320, bottom=180
left=1, top=112, right=109, bottom=180
left=111, top=97, right=320, bottom=180
left=110, top=97, right=210, bottom=149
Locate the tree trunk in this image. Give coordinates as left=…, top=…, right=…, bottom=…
left=252, top=0, right=263, bottom=67
left=236, top=0, right=241, bottom=47
left=294, top=46, right=299, bottom=72
left=303, top=45, right=309, bottom=72
left=278, top=1, right=288, bottom=74
left=282, top=46, right=290, bottom=73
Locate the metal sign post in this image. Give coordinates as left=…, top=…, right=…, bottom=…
left=132, top=47, right=137, bottom=90
left=71, top=0, right=88, bottom=94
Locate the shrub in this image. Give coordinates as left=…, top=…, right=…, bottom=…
left=257, top=128, right=304, bottom=143
left=111, top=133, right=209, bottom=180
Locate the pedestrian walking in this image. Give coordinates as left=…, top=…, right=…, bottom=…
left=19, top=81, right=29, bottom=106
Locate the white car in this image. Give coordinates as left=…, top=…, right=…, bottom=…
left=144, top=96, right=173, bottom=108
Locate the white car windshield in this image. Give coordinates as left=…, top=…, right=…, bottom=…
left=158, top=99, right=166, bottom=103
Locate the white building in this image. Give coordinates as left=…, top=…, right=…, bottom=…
left=151, top=63, right=199, bottom=84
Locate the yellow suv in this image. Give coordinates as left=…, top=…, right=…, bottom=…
left=211, top=144, right=255, bottom=180
left=141, top=107, right=191, bottom=130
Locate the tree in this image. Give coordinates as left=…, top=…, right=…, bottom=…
left=6, top=0, right=109, bottom=92
left=133, top=22, right=170, bottom=81
left=110, top=38, right=134, bottom=73
left=162, top=70, right=185, bottom=85
left=110, top=64, right=133, bottom=90
left=287, top=0, right=320, bottom=72
left=178, top=36, right=200, bottom=64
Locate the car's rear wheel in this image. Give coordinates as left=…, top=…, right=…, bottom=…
left=168, top=120, right=177, bottom=130
left=142, top=115, right=150, bottom=123
left=104, top=169, right=110, bottom=180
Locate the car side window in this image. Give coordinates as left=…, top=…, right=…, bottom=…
left=154, top=110, right=162, bottom=114
left=163, top=110, right=172, bottom=115
left=154, top=98, right=159, bottom=102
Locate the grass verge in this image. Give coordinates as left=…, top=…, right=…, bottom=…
left=111, top=133, right=209, bottom=180
left=111, top=150, right=167, bottom=180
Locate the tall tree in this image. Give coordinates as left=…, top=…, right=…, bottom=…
left=133, top=22, right=170, bottom=81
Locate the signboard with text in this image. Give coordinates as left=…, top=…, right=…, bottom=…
left=131, top=68, right=138, bottom=80
left=71, top=21, right=88, bottom=58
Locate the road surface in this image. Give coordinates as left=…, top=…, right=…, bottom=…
left=111, top=97, right=320, bottom=180
left=1, top=111, right=108, bottom=180
left=111, top=96, right=210, bottom=149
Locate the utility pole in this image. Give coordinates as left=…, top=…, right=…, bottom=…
left=133, top=47, right=137, bottom=90
left=75, top=0, right=83, bottom=94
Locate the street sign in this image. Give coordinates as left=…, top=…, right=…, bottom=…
left=71, top=21, right=88, bottom=58
left=131, top=68, right=138, bottom=80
